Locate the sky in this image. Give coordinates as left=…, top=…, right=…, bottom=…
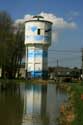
left=0, top=0, right=83, bottom=68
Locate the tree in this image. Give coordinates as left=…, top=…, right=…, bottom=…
left=9, top=23, right=25, bottom=78
left=0, top=11, right=25, bottom=79
left=0, top=11, right=13, bottom=78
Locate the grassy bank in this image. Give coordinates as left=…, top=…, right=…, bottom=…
left=71, top=83, right=83, bottom=125
left=0, top=78, right=55, bottom=85
left=57, top=82, right=83, bottom=125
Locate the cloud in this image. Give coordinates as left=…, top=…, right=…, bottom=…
left=15, top=19, right=24, bottom=24
left=15, top=12, right=77, bottom=42
left=40, top=12, right=76, bottom=29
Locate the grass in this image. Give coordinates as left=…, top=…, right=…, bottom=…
left=56, top=82, right=83, bottom=125
left=71, top=83, right=83, bottom=125
left=0, top=78, right=55, bottom=85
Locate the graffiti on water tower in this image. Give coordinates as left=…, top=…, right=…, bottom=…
left=28, top=50, right=48, bottom=58
left=34, top=35, right=44, bottom=41
left=26, top=25, right=37, bottom=32
left=25, top=25, right=50, bottom=42
left=31, top=26, right=37, bottom=32
left=25, top=35, right=49, bottom=42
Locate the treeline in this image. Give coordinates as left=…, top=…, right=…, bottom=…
left=0, top=11, right=25, bottom=79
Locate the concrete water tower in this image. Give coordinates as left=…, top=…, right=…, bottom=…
left=25, top=16, right=52, bottom=79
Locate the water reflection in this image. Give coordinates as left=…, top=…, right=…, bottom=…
left=22, top=84, right=68, bottom=125
left=22, top=84, right=48, bottom=125
left=0, top=83, right=24, bottom=125
left=0, top=83, right=68, bottom=125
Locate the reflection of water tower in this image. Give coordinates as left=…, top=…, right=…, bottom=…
left=22, top=85, right=47, bottom=124
left=24, top=85, right=47, bottom=115
left=25, top=16, right=52, bottom=79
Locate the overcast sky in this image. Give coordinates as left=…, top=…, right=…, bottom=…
left=0, top=0, right=83, bottom=68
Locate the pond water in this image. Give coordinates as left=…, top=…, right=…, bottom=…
left=0, top=82, right=68, bottom=125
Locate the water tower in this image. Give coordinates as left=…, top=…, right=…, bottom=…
left=25, top=16, right=52, bottom=79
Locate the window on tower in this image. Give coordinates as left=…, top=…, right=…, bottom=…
left=37, top=29, right=40, bottom=35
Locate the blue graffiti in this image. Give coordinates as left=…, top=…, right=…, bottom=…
left=25, top=35, right=49, bottom=42
left=34, top=35, right=44, bottom=41
left=28, top=51, right=34, bottom=57
left=34, top=36, right=49, bottom=41
left=31, top=71, right=42, bottom=77
left=31, top=26, right=37, bottom=32
left=27, top=71, right=48, bottom=78
left=28, top=51, right=42, bottom=58
left=28, top=50, right=47, bottom=58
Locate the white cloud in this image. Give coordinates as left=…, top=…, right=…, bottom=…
left=24, top=14, right=33, bottom=21
left=15, top=19, right=24, bottom=24
left=15, top=12, right=77, bottom=42
left=39, top=12, right=76, bottom=29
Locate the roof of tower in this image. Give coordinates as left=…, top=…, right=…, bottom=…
left=25, top=15, right=52, bottom=24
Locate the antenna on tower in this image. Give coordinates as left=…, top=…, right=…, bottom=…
left=33, top=15, right=44, bottom=20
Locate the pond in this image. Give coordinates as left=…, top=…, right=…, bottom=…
left=0, top=82, right=68, bottom=125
